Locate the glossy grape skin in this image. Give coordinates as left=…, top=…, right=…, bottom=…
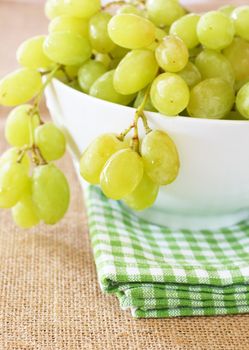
left=108, top=14, right=155, bottom=49
left=35, top=123, right=66, bottom=162
left=114, top=49, right=158, bottom=95
left=177, top=62, right=201, bottom=88
left=123, top=173, right=159, bottom=211
left=45, top=0, right=101, bottom=19
left=195, top=49, right=235, bottom=86
left=236, top=82, right=249, bottom=119
left=78, top=60, right=107, bottom=93
left=141, top=130, right=180, bottom=186
left=150, top=73, right=190, bottom=116
left=231, top=6, right=249, bottom=41
left=155, top=35, right=189, bottom=73
left=197, top=11, right=234, bottom=50
left=49, top=15, right=89, bottom=38
left=187, top=78, right=235, bottom=119
left=32, top=164, right=70, bottom=225
left=134, top=89, right=157, bottom=112
left=80, top=133, right=127, bottom=184
left=43, top=32, right=91, bottom=66
left=5, top=105, right=40, bottom=147
left=0, top=68, right=42, bottom=106
left=90, top=70, right=135, bottom=105
left=170, top=14, right=200, bottom=49
left=146, top=0, right=185, bottom=27
left=100, top=149, right=144, bottom=200
left=0, top=148, right=30, bottom=173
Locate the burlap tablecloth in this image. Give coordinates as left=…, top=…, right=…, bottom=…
left=1, top=2, right=249, bottom=349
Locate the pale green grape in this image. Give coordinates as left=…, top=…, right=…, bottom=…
left=43, top=32, right=91, bottom=66
left=141, top=130, right=180, bottom=186
left=187, top=78, right=235, bottom=119
left=219, top=5, right=235, bottom=17
left=90, top=70, right=135, bottom=105
left=108, top=14, right=156, bottom=49
left=195, top=49, right=235, bottom=86
left=178, top=62, right=201, bottom=88
left=150, top=73, right=190, bottom=116
left=49, top=15, right=89, bottom=38
left=170, top=14, right=200, bottom=49
left=118, top=4, right=145, bottom=17
left=78, top=60, right=107, bottom=93
left=32, top=164, right=70, bottom=225
left=236, top=82, right=249, bottom=119
left=134, top=89, right=157, bottom=112
left=146, top=0, right=185, bottom=27
left=231, top=6, right=249, bottom=41
left=0, top=148, right=30, bottom=173
left=62, top=0, right=101, bottom=19
left=123, top=173, right=159, bottom=211
left=223, top=38, right=249, bottom=82
left=94, top=53, right=112, bottom=68
left=114, top=49, right=158, bottom=95
left=5, top=105, right=40, bottom=147
left=35, top=123, right=66, bottom=162
left=0, top=68, right=42, bottom=106
left=155, top=35, right=189, bottom=73
left=17, top=35, right=53, bottom=69
left=197, top=11, right=234, bottom=50
left=89, top=12, right=116, bottom=54
left=0, top=162, right=29, bottom=208
left=45, top=0, right=64, bottom=19
left=100, top=148, right=144, bottom=200
left=80, top=133, right=127, bottom=184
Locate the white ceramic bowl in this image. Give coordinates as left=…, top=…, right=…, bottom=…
left=45, top=79, right=249, bottom=230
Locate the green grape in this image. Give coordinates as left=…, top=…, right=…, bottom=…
left=0, top=148, right=30, bottom=174
left=0, top=162, right=29, bottom=208
left=0, top=68, right=42, bottom=107
left=78, top=60, right=107, bottom=93
left=141, top=130, right=180, bottom=186
left=223, top=38, right=249, bottom=82
left=100, top=148, right=144, bottom=200
left=155, top=35, right=189, bottom=73
left=80, top=133, right=127, bottom=184
left=150, top=73, right=190, bottom=116
left=231, top=6, right=249, bottom=41
left=43, top=32, right=91, bottom=66
left=89, top=12, right=116, bottom=54
left=49, top=15, right=89, bottom=38
left=17, top=35, right=53, bottom=69
left=108, top=14, right=156, bottom=49
left=195, top=49, right=235, bottom=86
left=45, top=0, right=64, bottom=19
left=187, top=78, right=235, bottom=119
left=134, top=89, right=157, bottom=112
left=123, top=173, right=159, bottom=211
left=177, top=62, right=201, bottom=88
left=62, top=0, right=101, bottom=19
left=114, top=49, right=158, bottom=95
left=236, top=82, right=249, bottom=119
left=169, top=14, right=200, bottom=49
left=35, top=123, right=66, bottom=162
left=146, top=0, right=185, bottom=27
left=90, top=70, right=135, bottom=105
left=5, top=105, right=40, bottom=147
left=118, top=4, right=145, bottom=17
left=197, top=11, right=234, bottom=50
left=219, top=5, right=235, bottom=17
left=94, top=53, right=112, bottom=68
left=32, top=164, right=70, bottom=225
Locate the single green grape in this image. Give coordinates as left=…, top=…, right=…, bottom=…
left=155, top=35, right=189, bottom=73
left=123, top=173, right=159, bottom=211
left=0, top=68, right=42, bottom=106
left=32, top=164, right=70, bottom=225
left=0, top=148, right=30, bottom=174
left=100, top=148, right=144, bottom=200
left=90, top=70, right=135, bottom=105
left=17, top=35, right=53, bottom=69
left=134, top=89, right=157, bottom=112
left=141, top=130, right=180, bottom=186
left=231, top=6, right=249, bottom=41
left=49, top=15, right=89, bottom=38
left=197, top=11, right=234, bottom=50
left=43, top=32, right=91, bottom=66
left=146, top=0, right=185, bottom=27
left=187, top=78, right=235, bottom=119
left=195, top=49, right=235, bottom=86
left=117, top=4, right=145, bottom=17
left=219, top=5, right=235, bottom=17
left=108, top=14, right=156, bottom=49
left=94, top=53, right=112, bottom=68
left=114, top=49, right=158, bottom=95
left=78, top=60, right=107, bottom=93
left=170, top=14, right=200, bottom=49
left=177, top=62, right=201, bottom=88
left=5, top=105, right=40, bottom=147
left=236, top=82, right=249, bottom=119
left=150, top=73, right=190, bottom=116
left=35, top=123, right=66, bottom=162
left=80, top=133, right=127, bottom=184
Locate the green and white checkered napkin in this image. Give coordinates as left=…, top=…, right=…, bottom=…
left=86, top=186, right=249, bottom=318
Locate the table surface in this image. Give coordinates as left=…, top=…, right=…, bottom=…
left=0, top=2, right=249, bottom=349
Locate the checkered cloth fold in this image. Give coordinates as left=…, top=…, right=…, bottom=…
left=86, top=186, right=249, bottom=318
